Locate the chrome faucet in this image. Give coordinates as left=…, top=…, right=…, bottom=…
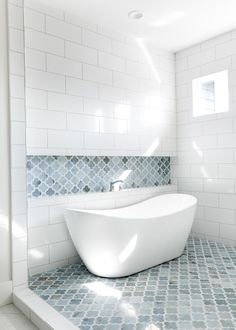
left=109, top=180, right=124, bottom=192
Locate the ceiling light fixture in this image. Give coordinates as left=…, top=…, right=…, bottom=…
left=128, top=10, right=143, bottom=20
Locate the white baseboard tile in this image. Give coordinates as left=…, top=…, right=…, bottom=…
left=28, top=258, right=69, bottom=277
left=13, top=288, right=78, bottom=330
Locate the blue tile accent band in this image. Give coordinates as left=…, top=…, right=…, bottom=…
left=26, top=156, right=170, bottom=198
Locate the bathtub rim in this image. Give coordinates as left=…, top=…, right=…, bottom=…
left=65, top=193, right=197, bottom=220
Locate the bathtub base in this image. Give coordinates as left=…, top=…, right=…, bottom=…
left=86, top=250, right=185, bottom=278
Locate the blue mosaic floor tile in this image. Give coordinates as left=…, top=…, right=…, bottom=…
left=29, top=237, right=236, bottom=329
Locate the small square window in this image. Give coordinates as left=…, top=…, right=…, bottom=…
left=192, top=70, right=229, bottom=117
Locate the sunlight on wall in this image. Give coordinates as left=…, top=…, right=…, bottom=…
left=200, top=166, right=210, bottom=179
left=142, top=108, right=164, bottom=124
left=136, top=38, right=161, bottom=84
left=1, top=203, right=24, bottom=243
left=192, top=141, right=212, bottom=179
left=135, top=38, right=174, bottom=158
left=0, top=214, right=8, bottom=232
left=192, top=141, right=203, bottom=158
left=119, top=234, right=137, bottom=263
left=117, top=120, right=127, bottom=134
left=144, top=137, right=160, bottom=156
left=85, top=282, right=121, bottom=299
left=114, top=104, right=131, bottom=119
left=91, top=106, right=104, bottom=117
left=12, top=223, right=26, bottom=239
left=151, top=12, right=185, bottom=27
left=100, top=117, right=127, bottom=134
left=29, top=249, right=44, bottom=259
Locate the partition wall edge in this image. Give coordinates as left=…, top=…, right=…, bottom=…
left=0, top=0, right=12, bottom=306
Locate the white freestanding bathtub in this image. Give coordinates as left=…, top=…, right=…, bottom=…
left=65, top=193, right=197, bottom=278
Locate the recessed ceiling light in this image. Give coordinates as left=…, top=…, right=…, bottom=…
left=128, top=10, right=143, bottom=20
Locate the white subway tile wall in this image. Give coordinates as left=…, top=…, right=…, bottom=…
left=23, top=0, right=176, bottom=156
left=172, top=30, right=236, bottom=245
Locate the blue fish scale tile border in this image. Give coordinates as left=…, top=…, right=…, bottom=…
left=26, top=156, right=171, bottom=198
left=29, top=237, right=236, bottom=330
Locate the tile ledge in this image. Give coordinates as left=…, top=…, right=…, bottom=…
left=13, top=288, right=78, bottom=330
left=28, top=184, right=178, bottom=206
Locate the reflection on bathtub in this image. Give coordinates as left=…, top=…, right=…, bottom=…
left=119, top=234, right=138, bottom=263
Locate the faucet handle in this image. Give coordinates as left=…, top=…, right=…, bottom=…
left=110, top=179, right=124, bottom=192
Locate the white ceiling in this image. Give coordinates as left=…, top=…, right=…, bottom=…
left=40, top=0, right=236, bottom=52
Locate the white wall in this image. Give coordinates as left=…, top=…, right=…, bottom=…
left=24, top=0, right=176, bottom=156
left=0, top=0, right=12, bottom=306
left=173, top=31, right=236, bottom=245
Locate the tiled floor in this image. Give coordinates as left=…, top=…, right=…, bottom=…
left=0, top=304, right=38, bottom=330
left=30, top=237, right=236, bottom=330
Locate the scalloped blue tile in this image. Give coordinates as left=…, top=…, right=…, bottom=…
left=26, top=156, right=171, bottom=198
